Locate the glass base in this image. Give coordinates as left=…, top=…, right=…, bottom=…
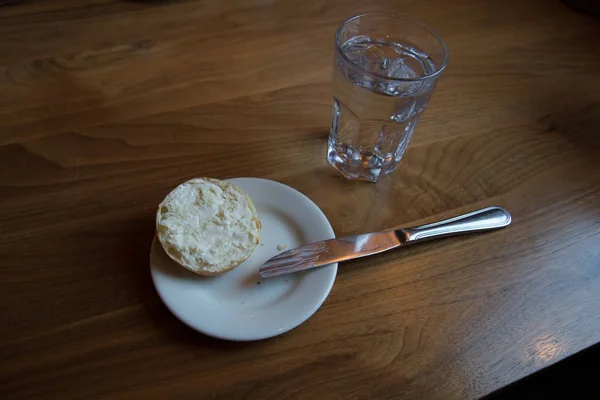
left=327, top=144, right=399, bottom=183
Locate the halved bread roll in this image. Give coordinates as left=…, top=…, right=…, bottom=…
left=156, top=178, right=261, bottom=276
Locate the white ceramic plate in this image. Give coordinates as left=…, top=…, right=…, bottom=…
left=150, top=177, right=337, bottom=341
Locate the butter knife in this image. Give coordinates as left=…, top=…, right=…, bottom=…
left=259, top=206, right=511, bottom=278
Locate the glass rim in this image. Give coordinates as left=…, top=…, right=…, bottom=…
left=335, top=13, right=449, bottom=83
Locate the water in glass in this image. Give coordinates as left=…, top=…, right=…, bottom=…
left=328, top=35, right=438, bottom=182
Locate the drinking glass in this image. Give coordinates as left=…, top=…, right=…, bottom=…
left=327, top=14, right=449, bottom=182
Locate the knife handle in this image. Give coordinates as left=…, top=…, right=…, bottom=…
left=397, top=206, right=512, bottom=244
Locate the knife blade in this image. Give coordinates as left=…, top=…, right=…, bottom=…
left=259, top=231, right=401, bottom=278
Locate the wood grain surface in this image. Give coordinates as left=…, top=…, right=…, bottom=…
left=1, top=0, right=600, bottom=399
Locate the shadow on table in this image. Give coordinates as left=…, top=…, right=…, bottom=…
left=484, top=342, right=600, bottom=400
left=111, top=213, right=258, bottom=350
left=142, top=274, right=264, bottom=350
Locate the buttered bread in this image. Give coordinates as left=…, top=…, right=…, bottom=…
left=156, top=178, right=261, bottom=275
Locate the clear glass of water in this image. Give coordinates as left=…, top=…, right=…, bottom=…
left=327, top=14, right=449, bottom=182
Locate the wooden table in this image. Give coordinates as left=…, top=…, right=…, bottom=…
left=1, top=0, right=599, bottom=398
